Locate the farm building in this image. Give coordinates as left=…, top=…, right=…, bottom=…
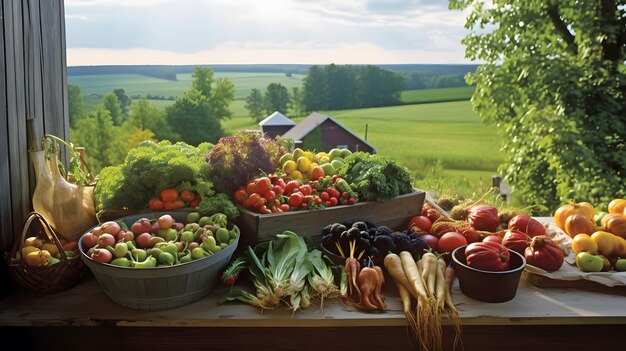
left=259, top=111, right=296, bottom=138
left=260, top=111, right=376, bottom=153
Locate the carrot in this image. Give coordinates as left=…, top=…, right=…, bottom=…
left=421, top=252, right=438, bottom=298
left=435, top=258, right=446, bottom=310
left=400, top=251, right=428, bottom=301
left=372, top=265, right=386, bottom=310
left=357, top=267, right=380, bottom=310
left=384, top=253, right=417, bottom=299
left=444, top=265, right=463, bottom=351
left=345, top=257, right=361, bottom=302
left=394, top=279, right=418, bottom=345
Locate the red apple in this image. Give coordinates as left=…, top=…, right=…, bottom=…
left=131, top=218, right=152, bottom=235
left=101, top=221, right=121, bottom=236
left=158, top=214, right=175, bottom=230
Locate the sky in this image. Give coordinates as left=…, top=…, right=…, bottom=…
left=64, top=0, right=472, bottom=66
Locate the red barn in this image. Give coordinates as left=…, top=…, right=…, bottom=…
left=279, top=112, right=376, bottom=153
left=259, top=111, right=296, bottom=139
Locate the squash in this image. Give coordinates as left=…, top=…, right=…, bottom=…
left=601, top=213, right=626, bottom=239
left=564, top=214, right=596, bottom=237
left=608, top=198, right=626, bottom=214
left=554, top=202, right=595, bottom=230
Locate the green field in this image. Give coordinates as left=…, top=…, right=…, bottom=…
left=68, top=72, right=305, bottom=101
left=400, top=86, right=475, bottom=104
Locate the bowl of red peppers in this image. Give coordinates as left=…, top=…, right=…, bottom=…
left=452, top=242, right=526, bottom=303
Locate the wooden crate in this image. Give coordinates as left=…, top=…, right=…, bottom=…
left=235, top=190, right=426, bottom=249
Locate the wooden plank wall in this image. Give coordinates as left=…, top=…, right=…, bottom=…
left=0, top=0, right=68, bottom=253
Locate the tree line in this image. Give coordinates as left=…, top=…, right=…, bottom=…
left=244, top=64, right=405, bottom=120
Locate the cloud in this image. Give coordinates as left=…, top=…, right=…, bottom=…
left=66, top=40, right=471, bottom=66
left=64, top=0, right=471, bottom=64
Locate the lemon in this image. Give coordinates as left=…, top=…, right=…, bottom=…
left=289, top=170, right=303, bottom=180
left=283, top=160, right=297, bottom=174
left=296, top=156, right=311, bottom=173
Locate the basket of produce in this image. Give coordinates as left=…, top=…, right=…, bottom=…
left=6, top=212, right=85, bottom=294
left=78, top=211, right=240, bottom=311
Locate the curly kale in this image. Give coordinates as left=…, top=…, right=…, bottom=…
left=337, top=152, right=414, bottom=202
left=204, top=130, right=287, bottom=195
left=94, top=140, right=238, bottom=219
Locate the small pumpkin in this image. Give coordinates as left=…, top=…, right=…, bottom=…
left=554, top=202, right=595, bottom=230
left=508, top=214, right=546, bottom=237
left=525, top=235, right=564, bottom=272
left=608, top=198, right=626, bottom=214
left=564, top=214, right=596, bottom=237
left=501, top=229, right=531, bottom=255
left=467, top=205, right=500, bottom=232
left=602, top=213, right=626, bottom=239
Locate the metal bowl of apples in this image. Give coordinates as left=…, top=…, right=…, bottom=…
left=78, top=211, right=240, bottom=311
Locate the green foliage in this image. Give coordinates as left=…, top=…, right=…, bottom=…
left=300, top=127, right=327, bottom=152
left=102, top=93, right=123, bottom=126
left=303, top=64, right=404, bottom=111
left=264, top=83, right=290, bottom=115
left=71, top=106, right=116, bottom=173
left=338, top=152, right=414, bottom=202
left=126, top=99, right=179, bottom=141
left=451, top=0, right=626, bottom=213
left=68, top=84, right=84, bottom=128
left=166, top=67, right=235, bottom=145
left=245, top=88, right=264, bottom=122
left=113, top=88, right=132, bottom=116
left=92, top=140, right=238, bottom=219
left=290, top=87, right=304, bottom=117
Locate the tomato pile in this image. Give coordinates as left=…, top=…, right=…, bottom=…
left=233, top=175, right=359, bottom=214
left=147, top=188, right=201, bottom=211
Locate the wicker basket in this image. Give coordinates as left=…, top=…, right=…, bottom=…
left=6, top=212, right=86, bottom=294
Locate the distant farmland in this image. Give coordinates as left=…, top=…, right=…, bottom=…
left=68, top=72, right=306, bottom=101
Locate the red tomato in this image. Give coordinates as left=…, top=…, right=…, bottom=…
left=288, top=192, right=304, bottom=207
left=258, top=205, right=272, bottom=214
left=160, top=188, right=179, bottom=203
left=420, top=234, right=439, bottom=251
left=438, top=232, right=468, bottom=254
left=408, top=215, right=432, bottom=232
left=280, top=204, right=290, bottom=212
left=246, top=182, right=256, bottom=195
left=233, top=189, right=247, bottom=204
left=254, top=177, right=271, bottom=194
left=148, top=198, right=165, bottom=210
left=263, top=190, right=277, bottom=203
left=180, top=190, right=196, bottom=203
left=483, top=235, right=503, bottom=244
left=299, top=184, right=312, bottom=196
left=285, top=180, right=300, bottom=196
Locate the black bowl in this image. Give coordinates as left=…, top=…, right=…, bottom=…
left=452, top=245, right=526, bottom=303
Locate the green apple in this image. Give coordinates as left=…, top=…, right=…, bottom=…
left=330, top=159, right=345, bottom=171
left=187, top=211, right=200, bottom=224
left=614, top=258, right=626, bottom=271
left=319, top=156, right=330, bottom=164
left=594, top=211, right=608, bottom=226
left=320, top=163, right=336, bottom=176
left=575, top=252, right=604, bottom=272
left=340, top=149, right=352, bottom=158
left=329, top=148, right=343, bottom=160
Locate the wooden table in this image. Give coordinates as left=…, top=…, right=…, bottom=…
left=1, top=269, right=625, bottom=351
